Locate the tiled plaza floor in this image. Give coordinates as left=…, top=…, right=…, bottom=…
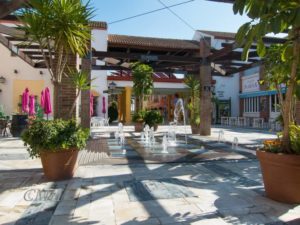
left=0, top=126, right=299, bottom=225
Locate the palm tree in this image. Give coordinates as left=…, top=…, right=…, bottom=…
left=19, top=0, right=93, bottom=118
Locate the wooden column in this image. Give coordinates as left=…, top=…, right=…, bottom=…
left=199, top=37, right=212, bottom=136
left=81, top=53, right=91, bottom=129
left=124, top=86, right=132, bottom=124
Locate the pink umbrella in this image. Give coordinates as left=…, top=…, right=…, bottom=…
left=40, top=90, right=45, bottom=109
left=44, top=87, right=52, bottom=119
left=102, top=96, right=106, bottom=115
left=29, top=95, right=36, bottom=115
left=22, top=88, right=29, bottom=113
left=90, top=93, right=94, bottom=116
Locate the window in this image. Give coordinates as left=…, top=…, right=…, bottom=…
left=244, top=97, right=260, bottom=113
left=270, top=94, right=280, bottom=113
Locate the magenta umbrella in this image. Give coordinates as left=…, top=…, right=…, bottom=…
left=29, top=95, right=36, bottom=116
left=40, top=90, right=45, bottom=109
left=22, top=88, right=29, bottom=113
left=90, top=93, right=94, bottom=116
left=102, top=96, right=106, bottom=115
left=44, top=87, right=52, bottom=119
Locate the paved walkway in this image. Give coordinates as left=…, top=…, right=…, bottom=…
left=0, top=126, right=299, bottom=225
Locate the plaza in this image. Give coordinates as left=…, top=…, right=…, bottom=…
left=0, top=126, right=299, bottom=225
left=0, top=0, right=300, bottom=224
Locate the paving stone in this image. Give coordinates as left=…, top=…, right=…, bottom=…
left=116, top=217, right=160, bottom=225
left=124, top=178, right=196, bottom=202
left=54, top=200, right=77, bottom=216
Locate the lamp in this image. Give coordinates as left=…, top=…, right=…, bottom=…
left=0, top=76, right=6, bottom=84
left=108, top=81, right=117, bottom=90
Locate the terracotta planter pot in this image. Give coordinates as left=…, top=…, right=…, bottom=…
left=191, top=125, right=200, bottom=134
left=134, top=122, right=144, bottom=132
left=40, top=149, right=79, bottom=181
left=256, top=150, right=300, bottom=204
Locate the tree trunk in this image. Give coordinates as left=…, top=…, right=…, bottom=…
left=140, top=94, right=144, bottom=110
left=281, top=29, right=300, bottom=152
left=53, top=82, right=61, bottom=119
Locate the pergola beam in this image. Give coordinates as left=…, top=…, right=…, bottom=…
left=93, top=51, right=202, bottom=64
left=0, top=0, right=28, bottom=19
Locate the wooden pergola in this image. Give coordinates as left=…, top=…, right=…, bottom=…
left=0, top=0, right=287, bottom=77
left=0, top=0, right=289, bottom=134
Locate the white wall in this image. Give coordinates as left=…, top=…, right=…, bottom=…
left=91, top=29, right=108, bottom=117
left=0, top=43, right=52, bottom=116
left=213, top=74, right=240, bottom=117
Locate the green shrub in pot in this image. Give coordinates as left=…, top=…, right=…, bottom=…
left=22, top=119, right=89, bottom=158
left=144, top=110, right=163, bottom=128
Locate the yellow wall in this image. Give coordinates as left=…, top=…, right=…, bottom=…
left=13, top=80, right=45, bottom=113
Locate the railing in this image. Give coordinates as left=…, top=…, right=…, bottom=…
left=219, top=116, right=282, bottom=131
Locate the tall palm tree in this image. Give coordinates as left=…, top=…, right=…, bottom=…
left=19, top=0, right=93, bottom=118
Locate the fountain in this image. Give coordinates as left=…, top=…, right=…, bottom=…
left=115, top=122, right=125, bottom=146
left=168, top=98, right=187, bottom=145
left=162, top=133, right=168, bottom=153
left=218, top=130, right=225, bottom=143
left=232, top=137, right=238, bottom=149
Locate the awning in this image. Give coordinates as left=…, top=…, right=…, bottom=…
left=239, top=89, right=286, bottom=98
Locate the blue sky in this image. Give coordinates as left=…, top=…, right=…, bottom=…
left=88, top=0, right=250, bottom=40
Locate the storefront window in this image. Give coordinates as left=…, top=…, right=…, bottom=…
left=244, top=97, right=260, bottom=113
left=270, top=94, right=280, bottom=113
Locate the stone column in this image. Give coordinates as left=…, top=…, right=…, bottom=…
left=199, top=37, right=212, bottom=136
left=124, top=86, right=132, bottom=124
left=80, top=54, right=91, bottom=129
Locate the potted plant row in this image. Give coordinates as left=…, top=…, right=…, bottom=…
left=22, top=119, right=89, bottom=181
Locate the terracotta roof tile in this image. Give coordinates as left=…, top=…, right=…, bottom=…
left=89, top=21, right=107, bottom=30
left=108, top=34, right=199, bottom=50
left=198, top=30, right=236, bottom=40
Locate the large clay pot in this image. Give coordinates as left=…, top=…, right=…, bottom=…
left=191, top=125, right=200, bottom=134
left=256, top=150, right=300, bottom=203
left=40, top=149, right=79, bottom=181
left=134, top=122, right=144, bottom=132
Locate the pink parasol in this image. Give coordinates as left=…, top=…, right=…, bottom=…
left=29, top=95, right=36, bottom=115
left=22, top=88, right=29, bottom=113
left=40, top=90, right=45, bottom=109
left=90, top=93, right=94, bottom=116
left=44, top=87, right=52, bottom=118
left=102, top=96, right=106, bottom=115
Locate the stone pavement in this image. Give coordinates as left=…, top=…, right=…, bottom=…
left=0, top=127, right=299, bottom=225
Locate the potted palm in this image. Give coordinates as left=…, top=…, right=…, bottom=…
left=234, top=0, right=300, bottom=203
left=144, top=110, right=163, bottom=131
left=22, top=119, right=89, bottom=181
left=184, top=75, right=201, bottom=134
